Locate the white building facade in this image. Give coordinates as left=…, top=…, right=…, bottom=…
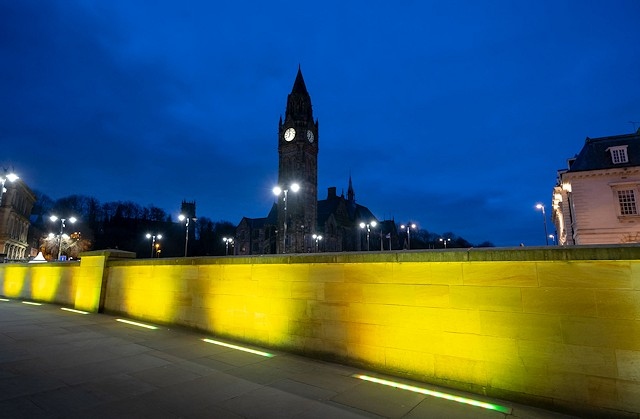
left=0, top=178, right=36, bottom=260
left=552, top=130, right=640, bottom=245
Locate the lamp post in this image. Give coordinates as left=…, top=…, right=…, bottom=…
left=439, top=237, right=451, bottom=248
left=145, top=233, right=162, bottom=258
left=0, top=172, right=19, bottom=204
left=178, top=214, right=196, bottom=257
left=400, top=223, right=417, bottom=250
left=312, top=234, right=323, bottom=252
left=223, top=237, right=234, bottom=256
left=535, top=204, right=549, bottom=245
left=549, top=234, right=557, bottom=245
left=359, top=221, right=377, bottom=251
left=49, top=215, right=77, bottom=260
left=273, top=183, right=300, bottom=253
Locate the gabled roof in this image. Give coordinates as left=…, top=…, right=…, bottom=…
left=238, top=203, right=278, bottom=230
left=317, top=192, right=377, bottom=229
left=568, top=130, right=640, bottom=172
left=352, top=204, right=377, bottom=224
left=238, top=216, right=267, bottom=229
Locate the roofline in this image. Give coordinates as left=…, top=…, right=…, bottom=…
left=585, top=131, right=640, bottom=144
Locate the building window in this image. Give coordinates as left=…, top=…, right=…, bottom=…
left=618, top=189, right=638, bottom=215
left=608, top=146, right=629, bottom=164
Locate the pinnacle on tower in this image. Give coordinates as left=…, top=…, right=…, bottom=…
left=285, top=67, right=313, bottom=122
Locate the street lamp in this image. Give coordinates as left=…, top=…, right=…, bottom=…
left=178, top=214, right=196, bottom=257
left=273, top=182, right=300, bottom=253
left=223, top=237, right=234, bottom=256
left=535, top=203, right=549, bottom=245
left=548, top=234, right=557, bottom=245
left=145, top=233, right=162, bottom=258
left=312, top=234, right=323, bottom=252
left=439, top=237, right=451, bottom=248
left=400, top=223, right=417, bottom=250
left=49, top=215, right=77, bottom=260
left=359, top=221, right=377, bottom=251
left=0, top=171, right=19, bottom=204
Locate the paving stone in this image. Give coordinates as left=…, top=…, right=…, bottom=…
left=0, top=301, right=577, bottom=418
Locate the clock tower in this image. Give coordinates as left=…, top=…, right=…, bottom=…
left=276, top=67, right=318, bottom=253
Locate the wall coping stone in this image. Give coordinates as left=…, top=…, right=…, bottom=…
left=80, top=249, right=136, bottom=260
left=105, top=244, right=640, bottom=267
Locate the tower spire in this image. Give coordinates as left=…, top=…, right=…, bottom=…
left=276, top=67, right=319, bottom=254
left=348, top=174, right=355, bottom=203
left=285, top=67, right=313, bottom=122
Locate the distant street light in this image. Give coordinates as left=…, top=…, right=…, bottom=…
left=548, top=234, right=557, bottom=245
left=223, top=237, right=234, bottom=256
left=312, top=234, right=323, bottom=252
left=273, top=183, right=300, bottom=253
left=439, top=237, right=451, bottom=248
left=535, top=204, right=549, bottom=245
left=49, top=215, right=77, bottom=260
left=400, top=223, right=417, bottom=250
left=178, top=214, right=197, bottom=257
left=359, top=221, right=377, bottom=251
left=146, top=233, right=162, bottom=258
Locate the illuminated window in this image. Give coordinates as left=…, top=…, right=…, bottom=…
left=618, top=190, right=638, bottom=215
left=608, top=146, right=629, bottom=164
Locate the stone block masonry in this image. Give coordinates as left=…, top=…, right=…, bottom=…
left=1, top=245, right=639, bottom=417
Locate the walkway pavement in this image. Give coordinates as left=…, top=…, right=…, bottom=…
left=0, top=300, right=576, bottom=418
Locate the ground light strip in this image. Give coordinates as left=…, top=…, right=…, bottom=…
left=353, top=374, right=512, bottom=414
left=0, top=298, right=10, bottom=302
left=22, top=301, right=42, bottom=306
left=202, top=338, right=274, bottom=358
left=115, top=319, right=159, bottom=329
left=61, top=307, right=89, bottom=315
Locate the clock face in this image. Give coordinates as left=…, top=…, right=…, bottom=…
left=306, top=130, right=314, bottom=143
left=284, top=128, right=296, bottom=142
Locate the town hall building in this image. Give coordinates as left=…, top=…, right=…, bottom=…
left=236, top=68, right=395, bottom=255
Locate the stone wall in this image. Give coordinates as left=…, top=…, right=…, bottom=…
left=1, top=246, right=639, bottom=417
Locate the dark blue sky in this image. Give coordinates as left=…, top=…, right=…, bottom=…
left=2, top=1, right=639, bottom=246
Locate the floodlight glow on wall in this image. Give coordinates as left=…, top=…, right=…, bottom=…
left=202, top=338, right=274, bottom=358
left=116, top=318, right=158, bottom=330
left=353, top=374, right=512, bottom=414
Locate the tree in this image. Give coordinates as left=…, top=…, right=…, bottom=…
left=41, top=231, right=91, bottom=260
left=476, top=241, right=495, bottom=247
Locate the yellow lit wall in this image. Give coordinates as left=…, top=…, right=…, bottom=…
left=0, top=262, right=80, bottom=304
left=1, top=246, right=639, bottom=416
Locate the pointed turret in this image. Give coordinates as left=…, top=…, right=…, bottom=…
left=347, top=175, right=355, bottom=203
left=285, top=67, right=313, bottom=123
left=291, top=66, right=309, bottom=96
